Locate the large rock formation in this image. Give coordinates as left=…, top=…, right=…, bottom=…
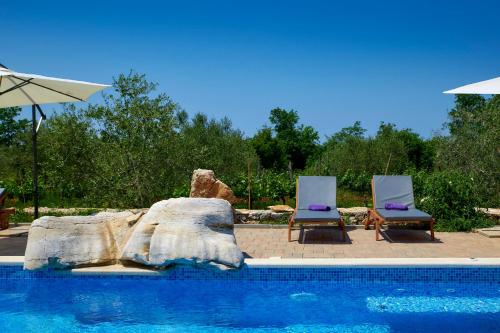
left=24, top=198, right=243, bottom=270
left=121, top=198, right=243, bottom=269
left=189, top=169, right=237, bottom=204
left=24, top=210, right=142, bottom=270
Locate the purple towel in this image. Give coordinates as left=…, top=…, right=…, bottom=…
left=385, top=202, right=408, bottom=210
left=308, top=204, right=331, bottom=211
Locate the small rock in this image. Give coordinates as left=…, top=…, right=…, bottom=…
left=268, top=205, right=294, bottom=213
left=338, top=207, right=368, bottom=215
left=189, top=169, right=237, bottom=204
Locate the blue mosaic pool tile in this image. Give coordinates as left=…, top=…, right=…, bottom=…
left=1, top=264, right=499, bottom=286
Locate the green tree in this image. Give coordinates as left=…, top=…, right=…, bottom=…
left=252, top=108, right=319, bottom=170
left=176, top=113, right=255, bottom=182
left=251, top=127, right=285, bottom=169
left=0, top=107, right=29, bottom=146
left=309, top=121, right=434, bottom=194
left=0, top=107, right=32, bottom=202
left=84, top=71, right=183, bottom=207
left=38, top=105, right=98, bottom=206
left=329, top=120, right=366, bottom=143
left=436, top=94, right=499, bottom=206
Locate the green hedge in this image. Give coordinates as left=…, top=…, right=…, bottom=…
left=410, top=170, right=494, bottom=231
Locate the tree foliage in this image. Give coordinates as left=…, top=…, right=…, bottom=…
left=0, top=106, right=28, bottom=146
left=435, top=95, right=499, bottom=206
left=1, top=73, right=497, bottom=224
left=310, top=121, right=434, bottom=178
left=252, top=108, right=319, bottom=170
left=1, top=72, right=254, bottom=208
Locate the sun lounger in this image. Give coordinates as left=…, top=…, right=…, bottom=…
left=365, top=175, right=435, bottom=241
left=288, top=176, right=346, bottom=242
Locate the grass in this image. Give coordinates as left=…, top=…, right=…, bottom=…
left=8, top=208, right=101, bottom=224
left=258, top=214, right=290, bottom=225
left=434, top=217, right=496, bottom=232
left=343, top=215, right=352, bottom=225
left=337, top=189, right=371, bottom=208
left=3, top=195, right=103, bottom=224
left=233, top=197, right=296, bottom=210
left=8, top=211, right=33, bottom=224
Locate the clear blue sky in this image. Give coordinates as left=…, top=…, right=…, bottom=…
left=2, top=0, right=499, bottom=139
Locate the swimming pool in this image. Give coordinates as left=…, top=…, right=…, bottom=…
left=1, top=264, right=499, bottom=332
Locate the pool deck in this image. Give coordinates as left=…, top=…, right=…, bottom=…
left=234, top=226, right=500, bottom=259
left=1, top=225, right=499, bottom=259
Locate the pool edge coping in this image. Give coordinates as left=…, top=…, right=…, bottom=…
left=2, top=256, right=500, bottom=275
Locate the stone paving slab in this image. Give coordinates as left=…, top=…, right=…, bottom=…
left=234, top=227, right=500, bottom=259
left=0, top=226, right=30, bottom=238
left=476, top=227, right=500, bottom=238
left=0, top=226, right=499, bottom=259
left=0, top=237, right=27, bottom=256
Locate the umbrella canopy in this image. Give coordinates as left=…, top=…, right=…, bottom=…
left=0, top=66, right=109, bottom=107
left=444, top=76, right=500, bottom=95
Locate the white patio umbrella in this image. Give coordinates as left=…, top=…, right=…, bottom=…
left=444, top=76, right=500, bottom=95
left=0, top=63, right=109, bottom=218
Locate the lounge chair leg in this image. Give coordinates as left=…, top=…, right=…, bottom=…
left=288, top=215, right=294, bottom=242
left=364, top=210, right=372, bottom=230
left=340, top=217, right=346, bottom=242
left=430, top=218, right=435, bottom=241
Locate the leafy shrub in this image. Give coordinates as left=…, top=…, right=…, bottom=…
left=337, top=188, right=369, bottom=207
left=8, top=208, right=100, bottom=224
left=258, top=214, right=290, bottom=225
left=224, top=170, right=295, bottom=206
left=171, top=184, right=190, bottom=198
left=408, top=170, right=496, bottom=231
left=0, top=178, right=44, bottom=204
left=338, top=169, right=371, bottom=194
left=43, top=209, right=100, bottom=217
left=434, top=217, right=494, bottom=232
left=418, top=171, right=479, bottom=221
left=257, top=170, right=295, bottom=203
left=8, top=210, right=33, bottom=224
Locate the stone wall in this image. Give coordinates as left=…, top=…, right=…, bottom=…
left=235, top=207, right=368, bottom=224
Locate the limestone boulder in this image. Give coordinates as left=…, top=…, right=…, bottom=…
left=121, top=198, right=244, bottom=269
left=189, top=169, right=237, bottom=204
left=24, top=211, right=139, bottom=270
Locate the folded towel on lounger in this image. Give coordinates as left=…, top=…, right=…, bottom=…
left=308, top=204, right=331, bottom=211
left=384, top=202, right=408, bottom=210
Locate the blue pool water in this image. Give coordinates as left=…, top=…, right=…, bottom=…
left=1, top=265, right=499, bottom=332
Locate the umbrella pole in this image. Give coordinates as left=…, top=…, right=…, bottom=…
left=31, top=105, right=39, bottom=219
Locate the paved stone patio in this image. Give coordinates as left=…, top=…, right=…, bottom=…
left=1, top=226, right=500, bottom=258
left=0, top=236, right=27, bottom=256
left=234, top=226, right=500, bottom=259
